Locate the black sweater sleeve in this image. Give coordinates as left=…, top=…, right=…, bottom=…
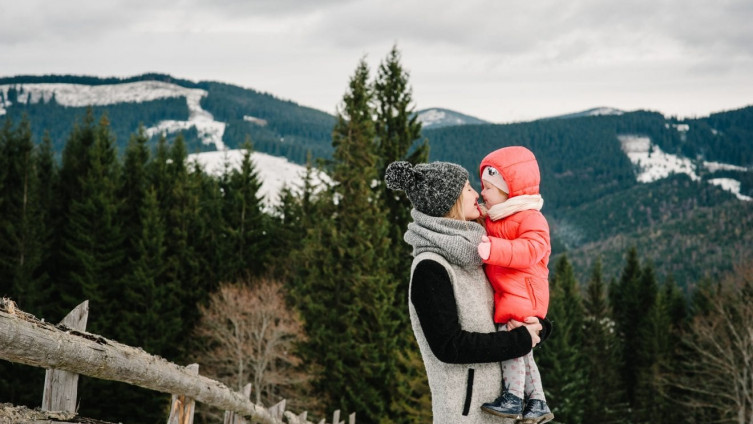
left=410, top=259, right=533, bottom=364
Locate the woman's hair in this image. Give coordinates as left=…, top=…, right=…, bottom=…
left=444, top=188, right=486, bottom=227
left=444, top=196, right=465, bottom=220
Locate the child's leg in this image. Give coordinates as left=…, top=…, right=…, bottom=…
left=499, top=324, right=525, bottom=398
left=501, top=356, right=526, bottom=399
left=523, top=351, right=546, bottom=401
left=482, top=324, right=526, bottom=417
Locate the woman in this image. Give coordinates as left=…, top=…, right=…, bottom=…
left=385, top=160, right=549, bottom=424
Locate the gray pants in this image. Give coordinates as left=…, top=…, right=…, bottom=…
left=499, top=324, right=546, bottom=401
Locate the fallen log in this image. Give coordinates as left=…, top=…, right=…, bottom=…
left=0, top=301, right=281, bottom=424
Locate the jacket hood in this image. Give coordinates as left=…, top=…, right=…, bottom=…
left=479, top=146, right=540, bottom=198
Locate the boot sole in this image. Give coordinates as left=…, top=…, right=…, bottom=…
left=518, top=412, right=555, bottom=424
left=480, top=405, right=521, bottom=419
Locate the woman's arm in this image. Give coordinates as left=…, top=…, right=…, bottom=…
left=410, top=260, right=534, bottom=364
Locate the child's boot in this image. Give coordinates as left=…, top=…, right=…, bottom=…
left=520, top=399, right=554, bottom=424
left=480, top=391, right=523, bottom=419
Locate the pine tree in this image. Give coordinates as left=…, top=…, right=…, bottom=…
left=221, top=140, right=268, bottom=281
left=0, top=116, right=44, bottom=307
left=373, top=44, right=429, bottom=288
left=0, top=116, right=49, bottom=409
left=56, top=115, right=133, bottom=422
left=50, top=109, right=99, bottom=319
left=193, top=158, right=225, bottom=287
left=0, top=119, right=9, bottom=299
left=62, top=115, right=124, bottom=333
left=635, top=266, right=689, bottom=423
left=581, top=258, right=629, bottom=423
left=292, top=58, right=398, bottom=423
left=110, top=185, right=175, bottom=423
left=149, top=134, right=206, bottom=339
left=537, top=254, right=587, bottom=424
left=19, top=131, right=58, bottom=320
left=373, top=45, right=432, bottom=423
left=632, top=261, right=661, bottom=423
left=269, top=156, right=322, bottom=279
left=113, top=125, right=152, bottom=339
left=119, top=126, right=151, bottom=251
left=117, top=125, right=183, bottom=358
left=608, top=246, right=643, bottom=409
left=183, top=154, right=218, bottom=327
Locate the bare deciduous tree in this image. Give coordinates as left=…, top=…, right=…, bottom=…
left=667, top=262, right=753, bottom=424
left=193, top=279, right=316, bottom=420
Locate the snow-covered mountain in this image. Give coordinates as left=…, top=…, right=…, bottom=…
left=186, top=150, right=331, bottom=210
left=545, top=107, right=626, bottom=120
left=0, top=79, right=338, bottom=207
left=417, top=108, right=489, bottom=129
left=618, top=134, right=751, bottom=201
left=0, top=81, right=227, bottom=150
left=2, top=75, right=750, bottom=208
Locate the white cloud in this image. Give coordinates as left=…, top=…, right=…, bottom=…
left=1, top=0, right=752, bottom=122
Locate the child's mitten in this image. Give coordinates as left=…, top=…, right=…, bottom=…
left=478, top=235, right=491, bottom=260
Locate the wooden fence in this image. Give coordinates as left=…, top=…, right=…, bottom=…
left=0, top=298, right=355, bottom=424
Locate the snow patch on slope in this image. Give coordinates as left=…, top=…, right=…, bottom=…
left=418, top=109, right=465, bottom=127
left=186, top=149, right=331, bottom=209
left=618, top=135, right=699, bottom=183
left=618, top=134, right=751, bottom=201
left=585, top=107, right=624, bottom=116
left=708, top=179, right=753, bottom=201
left=0, top=81, right=226, bottom=150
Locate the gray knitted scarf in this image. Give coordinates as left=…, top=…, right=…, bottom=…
left=404, top=209, right=486, bottom=268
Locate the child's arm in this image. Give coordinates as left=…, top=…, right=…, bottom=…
left=478, top=212, right=550, bottom=269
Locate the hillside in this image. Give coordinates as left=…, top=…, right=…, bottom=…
left=424, top=109, right=753, bottom=285
left=1, top=73, right=751, bottom=287
left=416, top=107, right=489, bottom=128
left=0, top=74, right=335, bottom=162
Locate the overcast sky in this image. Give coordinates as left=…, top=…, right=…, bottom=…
left=2, top=0, right=752, bottom=123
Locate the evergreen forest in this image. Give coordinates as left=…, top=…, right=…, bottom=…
left=1, top=49, right=753, bottom=424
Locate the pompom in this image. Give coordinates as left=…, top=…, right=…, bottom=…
left=385, top=161, right=414, bottom=191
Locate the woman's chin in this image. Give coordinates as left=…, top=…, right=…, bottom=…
left=465, top=211, right=481, bottom=220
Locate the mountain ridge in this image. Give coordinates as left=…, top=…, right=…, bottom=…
left=416, top=107, right=489, bottom=128
left=2, top=73, right=752, bottom=285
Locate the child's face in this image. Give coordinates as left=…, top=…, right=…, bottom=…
left=481, top=182, right=509, bottom=207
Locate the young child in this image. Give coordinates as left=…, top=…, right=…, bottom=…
left=476, top=146, right=554, bottom=424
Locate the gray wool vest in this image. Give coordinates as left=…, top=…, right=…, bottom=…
left=409, top=251, right=504, bottom=424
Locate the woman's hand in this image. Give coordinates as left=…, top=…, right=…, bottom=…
left=510, top=317, right=542, bottom=347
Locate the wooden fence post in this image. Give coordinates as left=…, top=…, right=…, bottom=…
left=348, top=412, right=355, bottom=424
left=41, top=300, right=89, bottom=413
left=0, top=301, right=296, bottom=424
left=167, top=363, right=199, bottom=424
left=268, top=399, right=286, bottom=421
left=283, top=409, right=309, bottom=424
left=224, top=383, right=252, bottom=424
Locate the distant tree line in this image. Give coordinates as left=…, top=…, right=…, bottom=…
left=200, top=81, right=336, bottom=162
left=423, top=109, right=753, bottom=285
left=1, top=90, right=189, bottom=153
left=0, top=73, right=206, bottom=89
left=2, top=48, right=752, bottom=424
left=1, top=76, right=338, bottom=164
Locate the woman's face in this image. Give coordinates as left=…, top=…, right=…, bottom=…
left=461, top=181, right=481, bottom=220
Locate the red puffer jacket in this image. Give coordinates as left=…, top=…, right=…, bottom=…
left=479, top=146, right=551, bottom=324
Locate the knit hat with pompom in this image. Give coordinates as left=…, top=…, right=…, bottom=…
left=385, top=161, right=469, bottom=217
